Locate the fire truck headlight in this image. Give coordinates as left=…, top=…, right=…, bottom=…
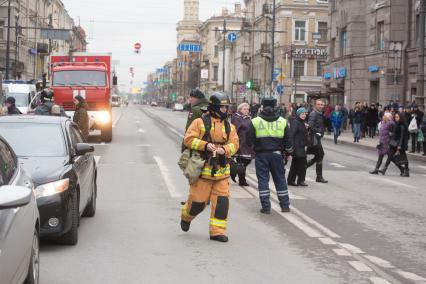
left=98, top=111, right=111, bottom=124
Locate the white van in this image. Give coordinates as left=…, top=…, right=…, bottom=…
left=2, top=82, right=37, bottom=114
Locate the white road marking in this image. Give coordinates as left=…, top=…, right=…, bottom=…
left=363, top=255, right=394, bottom=269
left=112, top=109, right=123, bottom=128
left=230, top=185, right=253, bottom=199
left=136, top=144, right=151, bottom=147
left=319, top=238, right=337, bottom=245
left=339, top=243, right=364, bottom=254
left=419, top=165, right=426, bottom=170
left=290, top=207, right=341, bottom=239
left=333, top=248, right=351, bottom=256
left=348, top=261, right=373, bottom=272
left=135, top=120, right=141, bottom=124
left=94, top=156, right=101, bottom=165
left=369, top=277, right=391, bottom=284
left=137, top=128, right=145, bottom=133
left=329, top=162, right=346, bottom=168
left=368, top=176, right=417, bottom=189
left=395, top=270, right=426, bottom=281
left=168, top=126, right=184, bottom=138
left=153, top=156, right=182, bottom=199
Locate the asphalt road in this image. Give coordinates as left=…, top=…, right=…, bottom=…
left=39, top=105, right=426, bottom=284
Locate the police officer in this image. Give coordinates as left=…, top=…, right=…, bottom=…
left=180, top=92, right=239, bottom=243
left=248, top=97, right=293, bottom=214
left=185, top=89, right=209, bottom=131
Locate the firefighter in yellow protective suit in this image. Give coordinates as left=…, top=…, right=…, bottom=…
left=180, top=92, right=239, bottom=243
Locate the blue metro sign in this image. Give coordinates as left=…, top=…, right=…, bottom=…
left=177, top=43, right=201, bottom=52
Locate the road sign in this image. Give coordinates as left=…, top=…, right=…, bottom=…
left=277, top=85, right=285, bottom=95
left=177, top=43, right=201, bottom=52
left=134, top=43, right=141, bottom=50
left=227, top=33, right=237, bottom=42
left=312, top=33, right=322, bottom=41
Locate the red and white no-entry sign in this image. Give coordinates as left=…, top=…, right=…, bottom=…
left=134, top=43, right=141, bottom=50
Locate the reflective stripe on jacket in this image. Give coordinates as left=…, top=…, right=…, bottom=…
left=184, top=117, right=239, bottom=180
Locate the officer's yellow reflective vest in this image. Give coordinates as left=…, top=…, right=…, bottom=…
left=252, top=116, right=287, bottom=138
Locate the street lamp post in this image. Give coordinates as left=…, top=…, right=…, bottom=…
left=5, top=0, right=12, bottom=80
left=417, top=0, right=426, bottom=108
left=270, top=0, right=276, bottom=94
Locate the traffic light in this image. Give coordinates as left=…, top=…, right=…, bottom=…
left=246, top=80, right=253, bottom=89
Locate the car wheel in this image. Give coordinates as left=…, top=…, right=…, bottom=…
left=24, top=229, right=39, bottom=284
left=58, top=191, right=79, bottom=245
left=82, top=176, right=97, bottom=218
left=101, top=123, right=113, bottom=143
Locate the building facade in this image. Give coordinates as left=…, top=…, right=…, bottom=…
left=325, top=0, right=425, bottom=108
left=0, top=0, right=86, bottom=81
left=244, top=0, right=329, bottom=104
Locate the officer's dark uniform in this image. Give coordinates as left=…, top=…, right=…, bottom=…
left=248, top=98, right=293, bottom=214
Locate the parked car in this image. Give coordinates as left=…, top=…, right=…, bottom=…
left=173, top=103, right=184, bottom=112
left=0, top=116, right=97, bottom=245
left=0, top=136, right=40, bottom=284
left=150, top=101, right=158, bottom=107
left=111, top=95, right=121, bottom=107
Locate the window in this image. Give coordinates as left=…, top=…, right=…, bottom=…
left=53, top=70, right=107, bottom=87
left=330, top=38, right=336, bottom=58
left=377, top=21, right=385, bottom=50
left=294, top=21, right=306, bottom=41
left=0, top=123, right=66, bottom=157
left=293, top=60, right=305, bottom=78
left=340, top=29, right=347, bottom=56
left=318, top=22, right=328, bottom=43
left=214, top=45, right=219, bottom=57
left=213, top=66, right=218, bottom=81
left=317, top=61, right=325, bottom=76
left=0, top=21, right=4, bottom=40
left=70, top=126, right=84, bottom=145
left=0, top=140, right=17, bottom=185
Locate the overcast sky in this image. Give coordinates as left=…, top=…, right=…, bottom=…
left=61, top=0, right=242, bottom=91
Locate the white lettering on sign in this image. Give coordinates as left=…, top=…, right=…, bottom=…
left=293, top=48, right=328, bottom=58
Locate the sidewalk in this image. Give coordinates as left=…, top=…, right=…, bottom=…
left=322, top=130, right=426, bottom=162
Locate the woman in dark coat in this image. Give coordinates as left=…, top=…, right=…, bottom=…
left=352, top=107, right=362, bottom=143
left=231, top=103, right=254, bottom=186
left=366, top=104, right=379, bottom=138
left=370, top=112, right=394, bottom=174
left=287, top=108, right=309, bottom=187
left=73, top=95, right=90, bottom=142
left=379, top=112, right=410, bottom=177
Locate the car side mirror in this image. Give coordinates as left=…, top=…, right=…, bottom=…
left=75, top=143, right=95, bottom=156
left=0, top=186, right=32, bottom=210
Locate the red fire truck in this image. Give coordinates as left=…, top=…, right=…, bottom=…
left=50, top=53, right=116, bottom=142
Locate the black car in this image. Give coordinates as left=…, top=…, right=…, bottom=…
left=0, top=116, right=97, bottom=245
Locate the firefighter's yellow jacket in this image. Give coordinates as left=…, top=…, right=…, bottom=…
left=184, top=117, right=239, bottom=180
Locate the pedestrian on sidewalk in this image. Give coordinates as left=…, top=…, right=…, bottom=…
left=420, top=116, right=426, bottom=156
left=180, top=92, right=239, bottom=243
left=307, top=99, right=328, bottom=183
left=288, top=107, right=308, bottom=187
left=370, top=112, right=394, bottom=174
left=73, top=95, right=89, bottom=142
left=379, top=112, right=410, bottom=177
left=366, top=104, right=379, bottom=138
left=324, top=103, right=333, bottom=134
left=5, top=97, right=22, bottom=115
left=409, top=105, right=424, bottom=153
left=352, top=106, right=362, bottom=143
left=361, top=102, right=368, bottom=138
left=331, top=105, right=343, bottom=144
left=341, top=105, right=349, bottom=131
left=231, top=103, right=254, bottom=186
left=248, top=97, right=293, bottom=214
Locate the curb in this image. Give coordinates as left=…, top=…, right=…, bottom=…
left=322, top=135, right=426, bottom=163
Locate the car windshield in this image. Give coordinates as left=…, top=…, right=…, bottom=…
left=53, top=70, right=106, bottom=87
left=0, top=123, right=66, bottom=157
left=8, top=92, right=30, bottom=107
left=112, top=96, right=120, bottom=102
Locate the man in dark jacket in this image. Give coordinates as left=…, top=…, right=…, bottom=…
left=248, top=97, right=293, bottom=214
left=288, top=107, right=308, bottom=187
left=410, top=105, right=424, bottom=153
left=307, top=99, right=328, bottom=183
left=5, top=97, right=22, bottom=115
left=73, top=95, right=90, bottom=142
left=366, top=104, right=379, bottom=138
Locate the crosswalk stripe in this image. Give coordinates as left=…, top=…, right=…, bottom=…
left=369, top=277, right=391, bottom=284
left=348, top=261, right=373, bottom=272
left=333, top=248, right=351, bottom=256
left=395, top=269, right=426, bottom=281
left=363, top=255, right=394, bottom=269
left=153, top=156, right=182, bottom=199
left=329, top=162, right=345, bottom=168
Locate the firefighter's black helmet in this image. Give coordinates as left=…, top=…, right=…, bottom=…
left=209, top=92, right=231, bottom=106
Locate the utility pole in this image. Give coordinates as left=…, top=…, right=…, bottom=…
left=14, top=13, right=19, bottom=80
left=417, top=0, right=426, bottom=108
left=270, top=0, right=276, bottom=93
left=5, top=0, right=12, bottom=80
left=222, top=19, right=227, bottom=92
